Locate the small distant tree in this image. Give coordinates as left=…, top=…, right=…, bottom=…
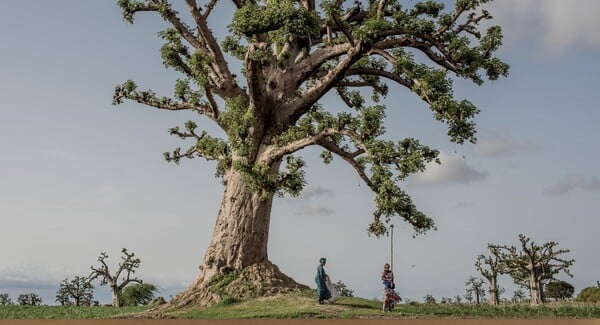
left=545, top=280, right=574, bottom=301
left=576, top=287, right=600, bottom=303
left=55, top=286, right=72, bottom=306
left=17, top=293, right=42, bottom=306
left=454, top=295, right=462, bottom=304
left=492, top=234, right=574, bottom=305
left=424, top=294, right=436, bottom=304
left=464, top=291, right=473, bottom=304
left=332, top=280, right=354, bottom=297
left=440, top=297, right=452, bottom=304
left=90, top=248, right=143, bottom=307
left=475, top=245, right=505, bottom=306
left=512, top=289, right=526, bottom=304
left=56, top=276, right=95, bottom=306
left=0, top=293, right=13, bottom=305
left=465, top=276, right=486, bottom=305
left=119, top=283, right=158, bottom=306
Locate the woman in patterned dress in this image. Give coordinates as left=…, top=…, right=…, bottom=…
left=381, top=263, right=401, bottom=311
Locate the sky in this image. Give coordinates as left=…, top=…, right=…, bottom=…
left=1, top=1, right=599, bottom=305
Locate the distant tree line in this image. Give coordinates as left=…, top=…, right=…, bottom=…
left=417, top=234, right=597, bottom=306
left=467, top=234, right=580, bottom=306
left=0, top=247, right=160, bottom=307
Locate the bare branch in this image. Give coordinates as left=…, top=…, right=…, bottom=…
left=318, top=138, right=372, bottom=188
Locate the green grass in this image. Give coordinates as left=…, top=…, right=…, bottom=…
left=0, top=305, right=147, bottom=319
left=1, top=291, right=599, bottom=319
left=172, top=290, right=600, bottom=319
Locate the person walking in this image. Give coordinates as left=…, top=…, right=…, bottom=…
left=315, top=257, right=331, bottom=304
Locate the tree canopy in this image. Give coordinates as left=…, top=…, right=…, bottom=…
left=114, top=0, right=508, bottom=237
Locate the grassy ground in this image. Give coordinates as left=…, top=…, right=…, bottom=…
left=1, top=291, right=599, bottom=319
left=0, top=305, right=147, bottom=319
left=172, top=291, right=600, bottom=319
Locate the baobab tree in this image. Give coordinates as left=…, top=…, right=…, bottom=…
left=113, top=0, right=508, bottom=307
left=465, top=276, right=486, bottom=305
left=475, top=244, right=505, bottom=305
left=56, top=276, right=95, bottom=306
left=90, top=248, right=144, bottom=307
left=492, top=234, right=574, bottom=305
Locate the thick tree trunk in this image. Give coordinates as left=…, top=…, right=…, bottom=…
left=488, top=278, right=499, bottom=305
left=110, top=286, right=120, bottom=307
left=168, top=169, right=307, bottom=309
left=529, top=274, right=542, bottom=305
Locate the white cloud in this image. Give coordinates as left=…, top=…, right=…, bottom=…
left=292, top=205, right=335, bottom=216
left=299, top=186, right=333, bottom=200
left=543, top=174, right=600, bottom=195
left=409, top=152, right=488, bottom=187
left=473, top=138, right=539, bottom=158
left=0, top=263, right=73, bottom=290
left=282, top=186, right=335, bottom=216
left=486, top=0, right=600, bottom=55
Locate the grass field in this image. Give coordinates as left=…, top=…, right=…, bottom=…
left=1, top=291, right=599, bottom=319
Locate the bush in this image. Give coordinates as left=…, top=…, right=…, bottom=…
left=576, top=287, right=600, bottom=303
left=119, top=283, right=157, bottom=306
left=0, top=293, right=13, bottom=305
left=545, top=280, right=575, bottom=300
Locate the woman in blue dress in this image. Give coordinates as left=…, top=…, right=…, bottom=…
left=315, top=257, right=331, bottom=304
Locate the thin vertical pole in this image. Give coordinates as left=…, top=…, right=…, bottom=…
left=390, top=224, right=394, bottom=272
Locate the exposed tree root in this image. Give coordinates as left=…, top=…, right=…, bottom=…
left=153, top=261, right=308, bottom=313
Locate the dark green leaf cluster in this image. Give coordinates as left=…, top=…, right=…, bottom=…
left=117, top=0, right=147, bottom=23
left=113, top=80, right=172, bottom=107
left=234, top=155, right=306, bottom=199
left=230, top=2, right=320, bottom=41
left=218, top=95, right=254, bottom=157
left=118, top=0, right=174, bottom=23
left=368, top=159, right=436, bottom=237
left=576, top=287, right=600, bottom=303
left=545, top=281, right=575, bottom=301
left=158, top=29, right=190, bottom=73
left=174, top=79, right=204, bottom=105
left=222, top=35, right=248, bottom=60
left=119, top=283, right=157, bottom=306
left=391, top=49, right=480, bottom=144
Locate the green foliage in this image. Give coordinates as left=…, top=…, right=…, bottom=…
left=158, top=28, right=190, bottom=74
left=16, top=293, right=42, bottom=306
left=333, top=280, right=355, bottom=297
left=0, top=306, right=146, bottom=319
left=424, top=294, right=437, bottom=304
left=3, top=293, right=600, bottom=319
left=56, top=276, right=94, bottom=306
left=545, top=281, right=575, bottom=301
left=119, top=283, right=158, bottom=306
left=576, top=287, right=600, bottom=303
left=0, top=293, right=12, bottom=306
left=218, top=95, right=254, bottom=157
left=114, top=0, right=510, bottom=239
left=230, top=2, right=320, bottom=41
left=210, top=271, right=239, bottom=291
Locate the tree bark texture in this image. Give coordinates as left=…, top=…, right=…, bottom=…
left=488, top=278, right=499, bottom=306
left=529, top=273, right=542, bottom=305
left=168, top=169, right=307, bottom=308
left=111, top=285, right=120, bottom=307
